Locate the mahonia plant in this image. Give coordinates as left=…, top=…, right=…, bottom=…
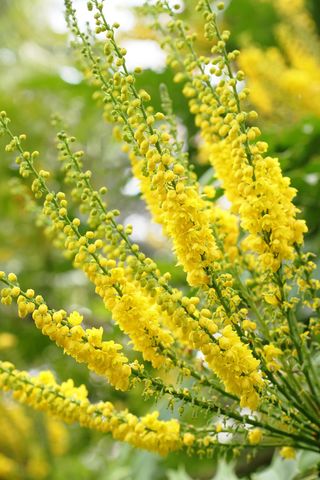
left=0, top=0, right=319, bottom=466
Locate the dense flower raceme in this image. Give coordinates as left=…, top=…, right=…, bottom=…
left=0, top=0, right=319, bottom=462
left=0, top=362, right=181, bottom=456
left=0, top=272, right=132, bottom=391
left=145, top=0, right=308, bottom=271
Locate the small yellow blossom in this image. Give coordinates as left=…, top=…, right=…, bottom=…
left=248, top=428, right=263, bottom=445
left=183, top=433, right=195, bottom=446
left=280, top=446, right=296, bottom=459
left=68, top=311, right=83, bottom=326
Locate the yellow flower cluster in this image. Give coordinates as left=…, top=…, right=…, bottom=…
left=125, top=105, right=223, bottom=287
left=239, top=47, right=320, bottom=120
left=93, top=266, right=174, bottom=368
left=1, top=274, right=132, bottom=391
left=0, top=397, right=68, bottom=479
left=205, top=325, right=263, bottom=409
left=165, top=299, right=263, bottom=408
left=85, top=254, right=261, bottom=407
left=207, top=139, right=307, bottom=270
left=0, top=361, right=182, bottom=456
left=129, top=148, right=221, bottom=287
left=161, top=1, right=308, bottom=271
left=271, top=0, right=318, bottom=46
left=143, top=285, right=263, bottom=408
left=71, top=237, right=176, bottom=369
left=130, top=147, right=239, bottom=272
left=239, top=0, right=320, bottom=121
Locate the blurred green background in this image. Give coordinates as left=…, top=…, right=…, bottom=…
left=0, top=0, right=319, bottom=479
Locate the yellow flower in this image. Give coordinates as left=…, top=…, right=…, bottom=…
left=215, top=423, right=223, bottom=433
left=280, top=446, right=296, bottom=459
left=183, top=433, right=195, bottom=446
left=68, top=311, right=83, bottom=326
left=248, top=428, right=263, bottom=445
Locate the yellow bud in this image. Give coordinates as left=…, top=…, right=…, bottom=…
left=53, top=312, right=63, bottom=323
left=155, top=112, right=165, bottom=121
left=8, top=273, right=17, bottom=283
left=280, top=447, right=296, bottom=459
left=11, top=286, right=21, bottom=297
left=183, top=433, right=195, bottom=446
left=248, top=428, right=262, bottom=445
left=139, top=89, right=151, bottom=102
left=38, top=304, right=48, bottom=315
